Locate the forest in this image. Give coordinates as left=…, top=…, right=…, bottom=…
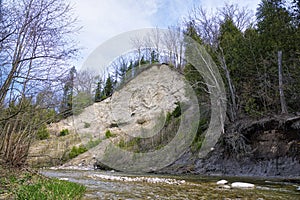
left=0, top=0, right=300, bottom=169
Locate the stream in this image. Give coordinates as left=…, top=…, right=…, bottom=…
left=40, top=169, right=300, bottom=199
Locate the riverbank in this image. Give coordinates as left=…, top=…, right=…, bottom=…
left=0, top=167, right=86, bottom=200
left=40, top=168, right=300, bottom=199
left=160, top=114, right=300, bottom=178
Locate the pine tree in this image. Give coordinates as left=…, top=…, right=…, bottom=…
left=61, top=66, right=76, bottom=117
left=103, top=76, right=113, bottom=98
left=256, top=0, right=295, bottom=112
left=94, top=81, right=102, bottom=102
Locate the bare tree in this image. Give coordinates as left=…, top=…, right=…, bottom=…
left=0, top=0, right=79, bottom=168
left=186, top=4, right=253, bottom=121
left=278, top=50, right=288, bottom=114
left=74, top=69, right=98, bottom=97
left=163, top=26, right=185, bottom=70
left=0, top=0, right=79, bottom=106
left=131, top=36, right=144, bottom=68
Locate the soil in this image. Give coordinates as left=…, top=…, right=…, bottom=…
left=160, top=114, right=300, bottom=178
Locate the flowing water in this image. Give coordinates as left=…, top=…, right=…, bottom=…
left=40, top=169, right=300, bottom=200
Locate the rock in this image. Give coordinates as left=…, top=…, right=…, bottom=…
left=59, top=178, right=69, bottom=181
left=296, top=186, right=300, bottom=191
left=89, top=174, right=186, bottom=185
left=218, top=185, right=231, bottom=189
left=231, top=182, right=255, bottom=189
left=217, top=179, right=228, bottom=185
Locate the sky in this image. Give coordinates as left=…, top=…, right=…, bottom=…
left=69, top=0, right=261, bottom=69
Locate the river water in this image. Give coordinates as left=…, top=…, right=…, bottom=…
left=40, top=169, right=299, bottom=199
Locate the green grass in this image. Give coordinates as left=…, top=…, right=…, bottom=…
left=0, top=169, right=86, bottom=200
left=15, top=177, right=85, bottom=200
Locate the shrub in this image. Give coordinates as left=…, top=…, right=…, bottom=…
left=172, top=102, right=181, bottom=118
left=36, top=124, right=50, bottom=140
left=83, top=122, right=91, bottom=128
left=105, top=130, right=116, bottom=138
left=165, top=102, right=181, bottom=125
left=59, top=129, right=69, bottom=137
left=117, top=138, right=126, bottom=148
left=68, top=145, right=87, bottom=159
left=85, top=139, right=101, bottom=149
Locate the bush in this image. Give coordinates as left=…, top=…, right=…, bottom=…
left=83, top=122, right=91, bottom=128
left=105, top=130, right=116, bottom=138
left=85, top=139, right=101, bottom=149
left=172, top=102, right=181, bottom=118
left=165, top=102, right=181, bottom=125
left=117, top=138, right=126, bottom=148
left=36, top=124, right=50, bottom=140
left=68, top=145, right=87, bottom=159
left=59, top=129, right=69, bottom=137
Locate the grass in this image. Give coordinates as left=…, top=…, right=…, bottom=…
left=0, top=168, right=86, bottom=200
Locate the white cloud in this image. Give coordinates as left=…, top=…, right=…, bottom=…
left=70, top=0, right=161, bottom=68
left=200, top=0, right=260, bottom=11
left=69, top=0, right=261, bottom=68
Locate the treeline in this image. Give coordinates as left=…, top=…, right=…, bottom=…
left=97, top=0, right=300, bottom=122
left=183, top=0, right=300, bottom=121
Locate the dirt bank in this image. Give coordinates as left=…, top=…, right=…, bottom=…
left=161, top=114, right=300, bottom=178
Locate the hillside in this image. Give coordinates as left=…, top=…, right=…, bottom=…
left=27, top=64, right=192, bottom=169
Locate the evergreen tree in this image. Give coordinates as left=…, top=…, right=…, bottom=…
left=94, top=81, right=102, bottom=102
left=103, top=76, right=113, bottom=98
left=256, top=0, right=296, bottom=112
left=61, top=66, right=76, bottom=117
left=150, top=50, right=159, bottom=63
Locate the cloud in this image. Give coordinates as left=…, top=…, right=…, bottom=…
left=70, top=0, right=166, bottom=67
left=69, top=0, right=261, bottom=68
left=200, top=0, right=260, bottom=11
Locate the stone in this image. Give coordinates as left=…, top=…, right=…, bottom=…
left=217, top=179, right=228, bottom=185
left=231, top=182, right=255, bottom=189
left=59, top=178, right=69, bottom=181
left=218, top=185, right=231, bottom=189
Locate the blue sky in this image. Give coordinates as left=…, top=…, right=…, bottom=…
left=69, top=0, right=261, bottom=68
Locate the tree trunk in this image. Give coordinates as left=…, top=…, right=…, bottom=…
left=219, top=47, right=237, bottom=121
left=278, top=50, right=288, bottom=114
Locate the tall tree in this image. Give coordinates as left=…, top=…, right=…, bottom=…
left=94, top=81, right=102, bottom=102
left=256, top=0, right=295, bottom=112
left=103, top=76, right=113, bottom=98
left=0, top=0, right=78, bottom=106
left=61, top=66, right=76, bottom=117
